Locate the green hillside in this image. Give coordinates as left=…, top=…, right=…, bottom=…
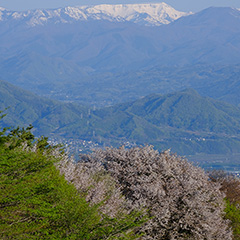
left=0, top=79, right=94, bottom=137
left=92, top=89, right=240, bottom=154
left=111, top=89, right=240, bottom=134
left=1, top=80, right=240, bottom=155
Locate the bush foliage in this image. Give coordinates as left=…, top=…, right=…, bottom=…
left=210, top=170, right=240, bottom=240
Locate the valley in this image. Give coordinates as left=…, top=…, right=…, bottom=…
left=1, top=79, right=240, bottom=171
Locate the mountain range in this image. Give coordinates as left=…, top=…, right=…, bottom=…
left=1, top=80, right=240, bottom=156
left=0, top=3, right=189, bottom=26
left=1, top=4, right=240, bottom=107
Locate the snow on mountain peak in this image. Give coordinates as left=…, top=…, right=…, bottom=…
left=0, top=3, right=191, bottom=26
left=83, top=3, right=190, bottom=25
left=0, top=7, right=7, bottom=21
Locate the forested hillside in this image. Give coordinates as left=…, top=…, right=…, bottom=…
left=1, top=80, right=240, bottom=156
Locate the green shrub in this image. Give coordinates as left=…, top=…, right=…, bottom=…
left=0, top=123, right=146, bottom=239
left=209, top=170, right=240, bottom=240
left=225, top=200, right=240, bottom=240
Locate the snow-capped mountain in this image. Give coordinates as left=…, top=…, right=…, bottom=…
left=0, top=3, right=190, bottom=26
left=1, top=6, right=240, bottom=109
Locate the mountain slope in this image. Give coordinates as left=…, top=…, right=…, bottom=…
left=93, top=88, right=240, bottom=136
left=92, top=89, right=240, bottom=154
left=116, top=89, right=240, bottom=134
left=150, top=7, right=240, bottom=66
left=0, top=79, right=91, bottom=137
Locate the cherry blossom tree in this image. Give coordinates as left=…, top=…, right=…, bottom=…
left=60, top=146, right=232, bottom=239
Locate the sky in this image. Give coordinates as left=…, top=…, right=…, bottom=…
left=0, top=0, right=239, bottom=13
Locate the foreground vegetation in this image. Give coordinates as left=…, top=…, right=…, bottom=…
left=209, top=171, right=240, bottom=240
left=68, top=147, right=232, bottom=239
left=0, top=112, right=146, bottom=239
left=1, top=110, right=240, bottom=239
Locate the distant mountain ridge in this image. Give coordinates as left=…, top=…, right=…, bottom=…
left=0, top=3, right=190, bottom=26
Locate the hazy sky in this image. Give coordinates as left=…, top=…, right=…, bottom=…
left=0, top=0, right=239, bottom=12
